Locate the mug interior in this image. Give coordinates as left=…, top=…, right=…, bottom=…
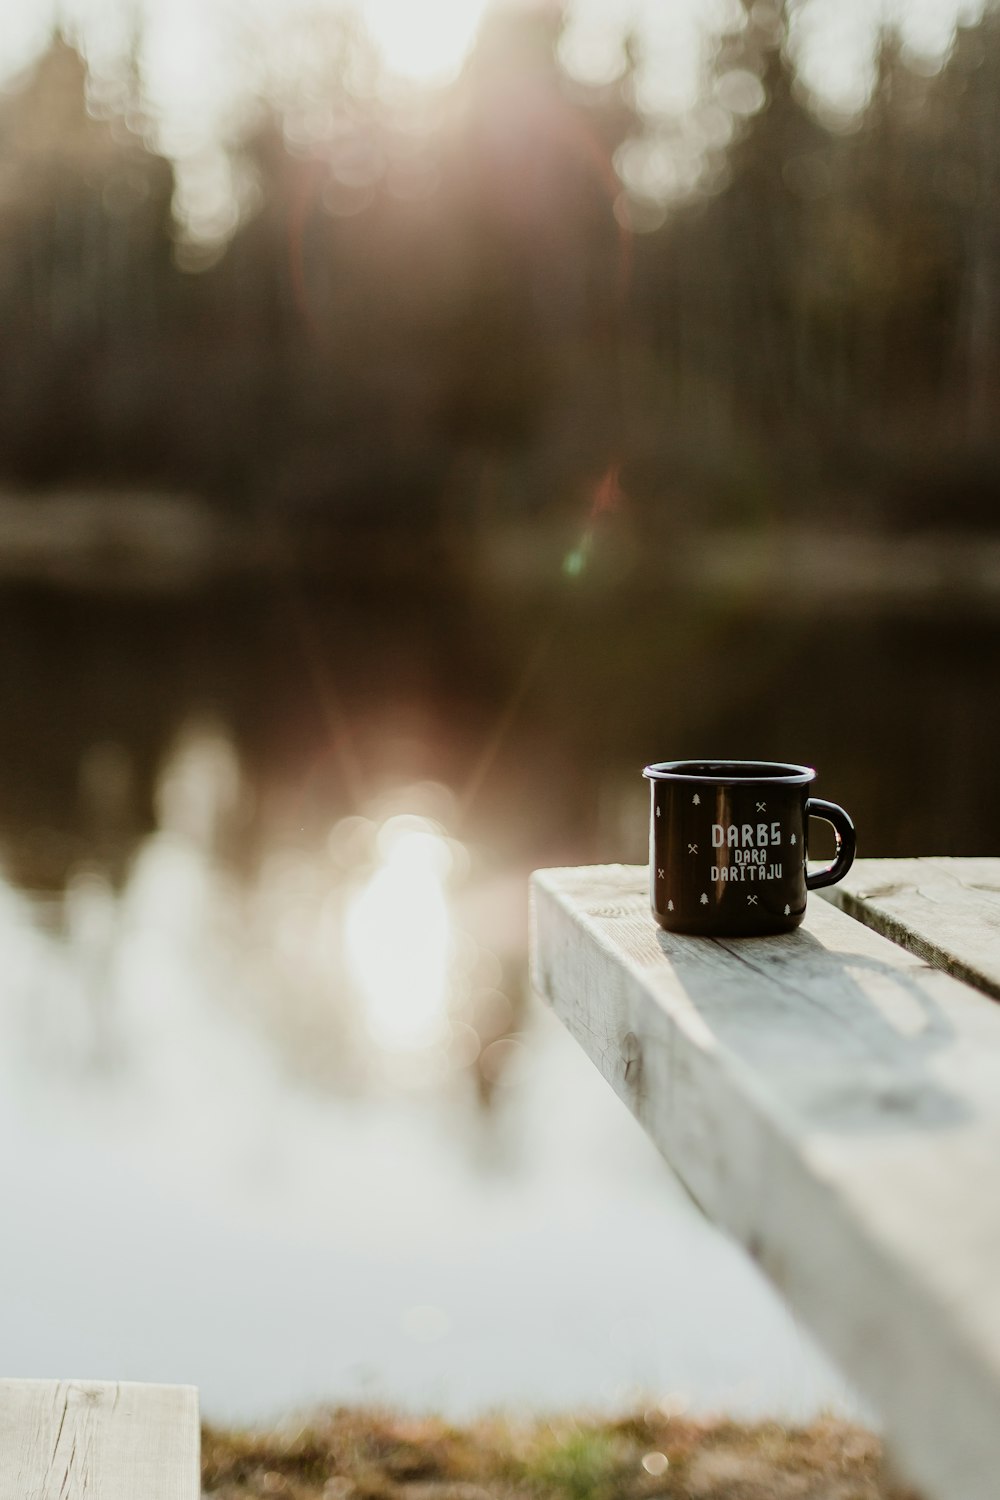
left=643, top=760, right=814, bottom=783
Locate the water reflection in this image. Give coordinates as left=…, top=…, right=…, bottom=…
left=346, top=816, right=454, bottom=1053
left=0, top=716, right=858, bottom=1423
left=29, top=724, right=523, bottom=1104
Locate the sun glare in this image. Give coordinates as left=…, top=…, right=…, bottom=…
left=360, top=0, right=493, bottom=82
left=345, top=817, right=454, bottom=1051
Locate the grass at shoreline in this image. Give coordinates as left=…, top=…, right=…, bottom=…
left=202, top=1409, right=918, bottom=1498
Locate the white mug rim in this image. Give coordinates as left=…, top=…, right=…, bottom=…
left=643, top=759, right=816, bottom=785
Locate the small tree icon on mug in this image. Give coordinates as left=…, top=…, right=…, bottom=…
left=700, top=893, right=709, bottom=906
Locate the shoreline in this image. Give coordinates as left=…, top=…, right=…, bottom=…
left=0, top=491, right=995, bottom=614
left=202, top=1406, right=916, bottom=1499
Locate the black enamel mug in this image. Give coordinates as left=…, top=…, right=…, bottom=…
left=644, top=760, right=856, bottom=936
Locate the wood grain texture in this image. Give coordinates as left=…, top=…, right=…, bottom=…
left=0, top=1381, right=199, bottom=1499
left=530, top=862, right=1000, bottom=1500
left=823, top=856, right=1000, bottom=1000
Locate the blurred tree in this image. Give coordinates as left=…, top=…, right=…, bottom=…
left=0, top=4, right=998, bottom=532
left=0, top=31, right=174, bottom=482
left=442, top=0, right=631, bottom=513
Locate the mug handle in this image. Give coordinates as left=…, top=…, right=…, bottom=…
left=805, top=798, right=857, bottom=890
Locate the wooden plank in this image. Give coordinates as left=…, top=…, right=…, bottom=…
left=0, top=1381, right=199, bottom=1500
left=823, top=856, right=1000, bottom=1001
left=530, top=863, right=1000, bottom=1500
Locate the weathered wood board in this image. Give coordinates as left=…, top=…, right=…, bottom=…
left=0, top=1380, right=199, bottom=1499
left=824, top=855, right=1000, bottom=1000
left=530, top=861, right=1000, bottom=1500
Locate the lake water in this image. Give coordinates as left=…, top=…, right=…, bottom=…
left=0, top=826, right=854, bottom=1426
left=0, top=559, right=997, bottom=1426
